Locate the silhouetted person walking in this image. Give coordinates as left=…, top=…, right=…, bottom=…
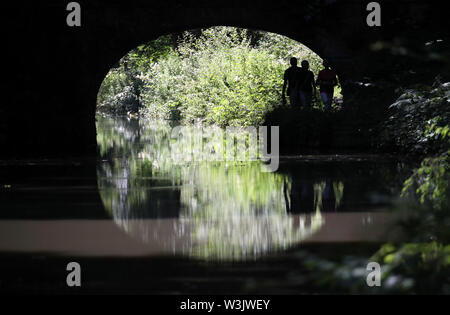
left=316, top=60, right=338, bottom=110
left=282, top=57, right=303, bottom=107
left=298, top=60, right=316, bottom=109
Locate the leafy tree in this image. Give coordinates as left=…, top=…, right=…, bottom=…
left=98, top=27, right=327, bottom=125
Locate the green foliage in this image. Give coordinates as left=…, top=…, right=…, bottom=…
left=400, top=110, right=449, bottom=215
left=98, top=27, right=324, bottom=126
left=96, top=68, right=141, bottom=115
left=402, top=152, right=449, bottom=210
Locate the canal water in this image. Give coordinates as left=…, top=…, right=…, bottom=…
left=0, top=115, right=414, bottom=293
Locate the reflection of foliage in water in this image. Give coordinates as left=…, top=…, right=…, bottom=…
left=96, top=115, right=325, bottom=260
left=313, top=181, right=344, bottom=212
left=97, top=27, right=339, bottom=125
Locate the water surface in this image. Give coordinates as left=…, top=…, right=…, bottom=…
left=0, top=115, right=414, bottom=293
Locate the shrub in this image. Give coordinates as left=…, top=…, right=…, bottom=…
left=99, top=27, right=325, bottom=126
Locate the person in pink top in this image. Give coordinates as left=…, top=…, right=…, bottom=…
left=316, top=60, right=338, bottom=110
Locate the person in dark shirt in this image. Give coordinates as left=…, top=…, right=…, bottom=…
left=282, top=57, right=303, bottom=107
left=298, top=60, right=316, bottom=109
left=316, top=60, right=338, bottom=110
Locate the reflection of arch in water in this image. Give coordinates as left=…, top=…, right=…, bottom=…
left=96, top=116, right=326, bottom=260
left=98, top=158, right=326, bottom=260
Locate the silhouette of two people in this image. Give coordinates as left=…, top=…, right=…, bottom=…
left=282, top=58, right=316, bottom=109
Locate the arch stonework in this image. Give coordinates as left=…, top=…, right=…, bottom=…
left=3, top=0, right=448, bottom=157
